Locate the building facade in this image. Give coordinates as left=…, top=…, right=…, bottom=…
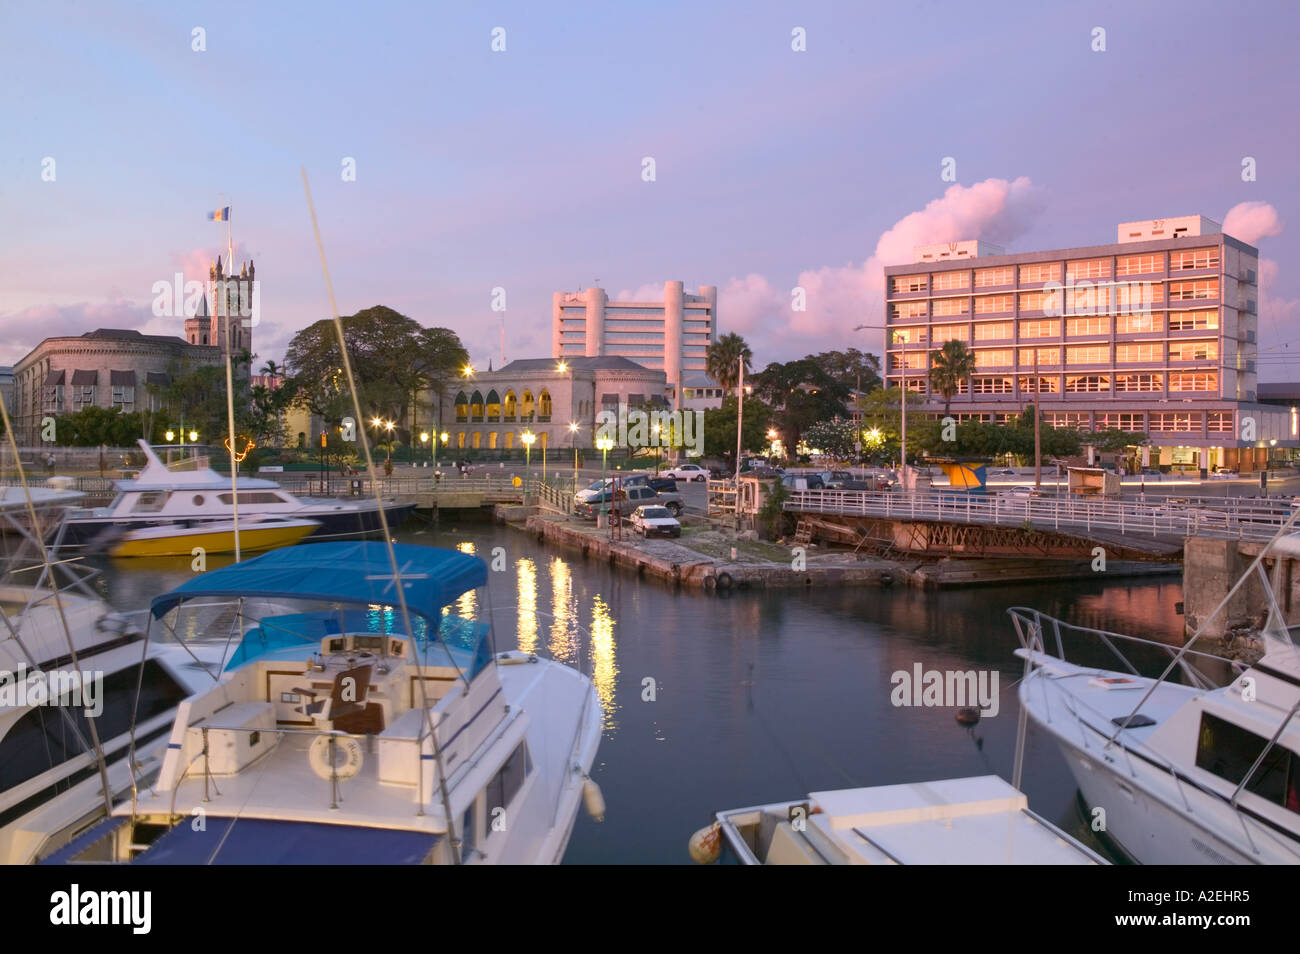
left=883, top=215, right=1294, bottom=472
left=445, top=356, right=668, bottom=454
left=552, top=281, right=717, bottom=405
left=11, top=255, right=253, bottom=444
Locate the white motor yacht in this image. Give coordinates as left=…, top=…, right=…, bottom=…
left=1012, top=530, right=1300, bottom=863
left=697, top=775, right=1105, bottom=865
left=48, top=541, right=603, bottom=865
left=0, top=486, right=222, bottom=864
left=61, top=440, right=414, bottom=549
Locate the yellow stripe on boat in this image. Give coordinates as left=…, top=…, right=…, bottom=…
left=110, top=521, right=318, bottom=558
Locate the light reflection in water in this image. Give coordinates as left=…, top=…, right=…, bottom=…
left=548, top=558, right=578, bottom=665
left=516, top=557, right=538, bottom=654
left=454, top=541, right=477, bottom=619
left=590, top=593, right=618, bottom=732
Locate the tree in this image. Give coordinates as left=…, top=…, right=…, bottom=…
left=259, top=359, right=282, bottom=379
left=806, top=347, right=882, bottom=394
left=750, top=359, right=850, bottom=451
left=703, top=396, right=771, bottom=464
left=927, top=340, right=976, bottom=417
left=285, top=306, right=467, bottom=444
left=856, top=387, right=923, bottom=463
left=802, top=419, right=860, bottom=459
left=706, top=332, right=753, bottom=393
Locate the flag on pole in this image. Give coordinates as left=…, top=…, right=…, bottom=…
left=207, top=207, right=231, bottom=221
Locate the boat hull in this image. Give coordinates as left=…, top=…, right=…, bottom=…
left=110, top=521, right=318, bottom=557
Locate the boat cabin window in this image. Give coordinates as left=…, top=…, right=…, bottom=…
left=217, top=492, right=288, bottom=505
left=130, top=492, right=170, bottom=513
left=485, top=741, right=532, bottom=837
left=1196, top=712, right=1299, bottom=812
left=319, top=634, right=406, bottom=657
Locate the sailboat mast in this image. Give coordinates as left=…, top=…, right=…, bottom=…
left=223, top=200, right=241, bottom=561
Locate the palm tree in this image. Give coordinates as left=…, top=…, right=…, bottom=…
left=928, top=339, right=976, bottom=417
left=706, top=333, right=753, bottom=394
left=259, top=359, right=281, bottom=380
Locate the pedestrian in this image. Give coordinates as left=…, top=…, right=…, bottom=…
left=45, top=452, right=55, bottom=474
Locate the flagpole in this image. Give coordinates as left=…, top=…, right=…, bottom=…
left=222, top=200, right=240, bottom=561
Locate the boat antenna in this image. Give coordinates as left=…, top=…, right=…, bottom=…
left=0, top=392, right=115, bottom=816
left=301, top=168, right=463, bottom=863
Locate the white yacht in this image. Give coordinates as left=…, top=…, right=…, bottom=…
left=48, top=541, right=603, bottom=865
left=697, top=775, right=1105, bottom=865
left=1012, top=533, right=1300, bottom=864
left=61, top=440, right=414, bottom=549
left=0, top=487, right=221, bottom=864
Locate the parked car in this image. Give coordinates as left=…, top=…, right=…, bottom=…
left=781, top=472, right=826, bottom=490
left=574, top=484, right=684, bottom=519
left=1004, top=485, right=1036, bottom=499
left=662, top=463, right=709, bottom=482
left=629, top=505, right=681, bottom=538
left=646, top=475, right=679, bottom=493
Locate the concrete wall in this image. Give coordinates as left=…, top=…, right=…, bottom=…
left=1183, top=536, right=1300, bottom=638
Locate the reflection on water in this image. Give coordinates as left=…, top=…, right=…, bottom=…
left=589, top=594, right=618, bottom=732
left=516, top=557, right=538, bottom=654
left=82, top=518, right=1189, bottom=863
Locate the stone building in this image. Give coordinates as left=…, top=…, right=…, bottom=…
left=443, top=355, right=668, bottom=453
left=10, top=255, right=253, bottom=444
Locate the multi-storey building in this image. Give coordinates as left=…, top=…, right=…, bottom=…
left=883, top=216, right=1295, bottom=472
left=552, top=281, right=717, bottom=406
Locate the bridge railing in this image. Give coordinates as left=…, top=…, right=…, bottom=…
left=783, top=489, right=1292, bottom=542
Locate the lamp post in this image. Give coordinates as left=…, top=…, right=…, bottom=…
left=569, top=422, right=580, bottom=494
left=420, top=431, right=429, bottom=468
left=521, top=430, right=536, bottom=489
left=652, top=422, right=661, bottom=472
left=596, top=435, right=614, bottom=524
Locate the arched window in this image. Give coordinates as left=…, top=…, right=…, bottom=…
left=486, top=390, right=501, bottom=422
left=540, top=431, right=548, bottom=449
left=489, top=432, right=498, bottom=449
left=472, top=432, right=481, bottom=449
left=457, top=432, right=466, bottom=449
left=455, top=391, right=469, bottom=422
left=521, top=390, right=535, bottom=422
left=470, top=390, right=485, bottom=422
left=504, top=432, right=513, bottom=449
left=538, top=389, right=552, bottom=422
left=503, top=390, right=517, bottom=421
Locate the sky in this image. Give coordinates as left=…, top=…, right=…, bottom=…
left=2, top=0, right=1299, bottom=380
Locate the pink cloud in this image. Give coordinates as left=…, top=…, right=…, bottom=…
left=717, top=177, right=1047, bottom=364
left=1223, top=201, right=1284, bottom=245
left=0, top=301, right=158, bottom=364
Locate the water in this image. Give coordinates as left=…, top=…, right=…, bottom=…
left=87, top=516, right=1185, bottom=864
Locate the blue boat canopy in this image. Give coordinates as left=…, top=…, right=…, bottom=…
left=149, top=542, right=488, bottom=622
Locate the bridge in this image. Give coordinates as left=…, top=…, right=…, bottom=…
left=778, top=489, right=1293, bottom=560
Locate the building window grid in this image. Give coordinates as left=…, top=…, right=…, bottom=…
left=1168, top=340, right=1218, bottom=362
left=1066, top=316, right=1111, bottom=337
left=892, top=275, right=927, bottom=294
left=973, top=321, right=1013, bottom=341
left=974, top=294, right=1014, bottom=314
left=1115, top=373, right=1163, bottom=393
left=974, top=266, right=1014, bottom=287
left=1066, top=258, right=1112, bottom=280
left=1169, top=248, right=1221, bottom=271
left=1168, top=310, right=1219, bottom=331
left=1169, top=279, right=1219, bottom=301
left=1116, top=343, right=1162, bottom=363
left=1066, top=345, right=1110, bottom=365
left=1064, top=375, right=1111, bottom=393
left=1151, top=412, right=1203, bottom=432
left=932, top=297, right=970, bottom=317
left=1168, top=371, right=1218, bottom=392
left=931, top=271, right=971, bottom=291
left=1019, top=263, right=1062, bottom=284
left=1116, top=254, right=1163, bottom=276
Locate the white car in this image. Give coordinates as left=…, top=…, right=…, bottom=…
left=1004, top=486, right=1036, bottom=499
left=629, top=505, right=681, bottom=538
left=662, top=463, right=708, bottom=482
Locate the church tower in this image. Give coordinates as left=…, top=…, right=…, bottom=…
left=193, top=255, right=255, bottom=370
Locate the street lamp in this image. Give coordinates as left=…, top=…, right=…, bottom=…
left=420, top=431, right=429, bottom=467
left=521, top=430, right=536, bottom=487
left=569, top=422, right=580, bottom=493
left=165, top=429, right=175, bottom=442
left=596, top=435, right=615, bottom=523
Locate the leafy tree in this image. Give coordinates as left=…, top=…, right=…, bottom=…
left=802, top=419, right=861, bottom=459
left=53, top=407, right=163, bottom=446
left=706, top=332, right=753, bottom=393
left=927, top=340, right=976, bottom=417
left=805, top=347, right=881, bottom=394
left=285, top=306, right=467, bottom=444
left=703, top=396, right=772, bottom=464
left=750, top=359, right=850, bottom=451
left=855, top=386, right=924, bottom=463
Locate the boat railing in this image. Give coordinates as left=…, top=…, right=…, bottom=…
left=1007, top=606, right=1245, bottom=692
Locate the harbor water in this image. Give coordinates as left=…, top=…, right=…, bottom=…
left=88, top=516, right=1184, bottom=864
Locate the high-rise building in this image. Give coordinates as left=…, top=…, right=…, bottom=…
left=552, top=281, right=717, bottom=405
left=883, top=215, right=1294, bottom=472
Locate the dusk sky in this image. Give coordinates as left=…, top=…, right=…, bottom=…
left=3, top=0, right=1298, bottom=378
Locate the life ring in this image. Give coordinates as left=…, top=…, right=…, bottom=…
left=308, top=734, right=364, bottom=780
left=715, top=571, right=734, bottom=591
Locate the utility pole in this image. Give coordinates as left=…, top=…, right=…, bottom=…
left=1033, top=348, right=1042, bottom=489
left=735, top=356, right=745, bottom=482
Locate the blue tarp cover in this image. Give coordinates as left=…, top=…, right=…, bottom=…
left=150, top=542, right=487, bottom=622
left=135, top=817, right=442, bottom=865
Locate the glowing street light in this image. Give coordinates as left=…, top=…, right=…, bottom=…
left=165, top=430, right=175, bottom=442
left=189, top=430, right=198, bottom=443
left=596, top=435, right=615, bottom=522
left=569, top=422, right=580, bottom=492
left=521, top=430, right=536, bottom=484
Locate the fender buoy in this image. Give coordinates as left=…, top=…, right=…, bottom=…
left=703, top=575, right=717, bottom=592
left=583, top=778, right=606, bottom=822
left=689, top=821, right=722, bottom=864
left=309, top=734, right=364, bottom=780
left=715, top=571, right=734, bottom=591
left=880, top=573, right=894, bottom=587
